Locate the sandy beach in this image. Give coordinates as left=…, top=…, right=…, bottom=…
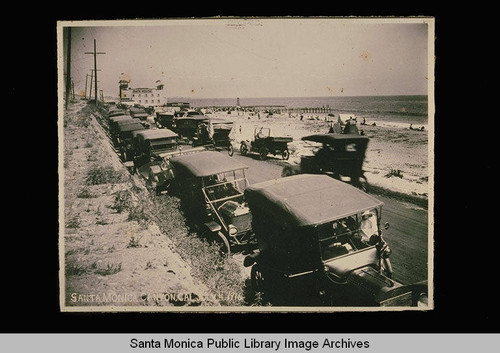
left=204, top=110, right=430, bottom=200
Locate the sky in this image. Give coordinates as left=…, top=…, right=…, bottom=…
left=60, top=18, right=433, bottom=99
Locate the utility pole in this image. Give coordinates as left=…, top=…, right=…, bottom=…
left=85, top=39, right=105, bottom=107
left=84, top=73, right=89, bottom=99
left=65, top=27, right=72, bottom=109
left=88, top=71, right=93, bottom=100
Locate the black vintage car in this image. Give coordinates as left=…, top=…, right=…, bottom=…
left=170, top=151, right=253, bottom=254
left=173, top=115, right=210, bottom=143
left=282, top=133, right=369, bottom=191
left=155, top=111, right=175, bottom=129
left=192, top=118, right=235, bottom=156
left=243, top=174, right=428, bottom=307
left=108, top=109, right=129, bottom=118
left=130, top=107, right=150, bottom=128
left=132, top=129, right=205, bottom=194
left=108, top=115, right=135, bottom=144
left=114, top=121, right=145, bottom=164
left=240, top=127, right=293, bottom=160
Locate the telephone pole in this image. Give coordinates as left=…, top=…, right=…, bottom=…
left=85, top=39, right=105, bottom=106
left=88, top=71, right=93, bottom=100
left=84, top=73, right=89, bottom=99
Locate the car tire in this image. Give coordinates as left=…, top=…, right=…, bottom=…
left=259, top=147, right=268, bottom=160
left=282, top=149, right=290, bottom=160
left=227, top=144, right=234, bottom=157
left=240, top=143, right=248, bottom=156
left=202, top=229, right=231, bottom=256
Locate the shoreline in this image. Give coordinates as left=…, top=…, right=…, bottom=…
left=206, top=109, right=430, bottom=208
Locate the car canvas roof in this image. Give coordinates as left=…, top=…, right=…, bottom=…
left=134, top=129, right=177, bottom=140
left=245, top=174, right=383, bottom=227
left=109, top=115, right=132, bottom=122
left=170, top=151, right=248, bottom=177
left=176, top=115, right=210, bottom=121
left=116, top=118, right=139, bottom=126
left=119, top=122, right=145, bottom=132
left=302, top=134, right=368, bottom=143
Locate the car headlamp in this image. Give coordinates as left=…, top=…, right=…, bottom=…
left=160, top=160, right=168, bottom=170
left=416, top=293, right=428, bottom=308
left=228, top=224, right=237, bottom=236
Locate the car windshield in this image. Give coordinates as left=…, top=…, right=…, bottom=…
left=318, top=208, right=379, bottom=261
left=202, top=170, right=247, bottom=206
left=255, top=127, right=270, bottom=138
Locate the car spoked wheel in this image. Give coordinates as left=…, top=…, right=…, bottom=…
left=202, top=230, right=231, bottom=256
left=259, top=147, right=268, bottom=160
left=216, top=232, right=231, bottom=256
left=240, top=143, right=248, bottom=156
left=227, top=144, right=234, bottom=156
left=282, top=149, right=290, bottom=160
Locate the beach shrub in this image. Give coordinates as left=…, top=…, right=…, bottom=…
left=66, top=215, right=81, bottom=229
left=85, top=165, right=125, bottom=185
left=127, top=204, right=153, bottom=228
left=77, top=187, right=96, bottom=199
left=66, top=261, right=87, bottom=276
left=385, top=169, right=403, bottom=178
left=95, top=263, right=122, bottom=276
left=110, top=190, right=133, bottom=213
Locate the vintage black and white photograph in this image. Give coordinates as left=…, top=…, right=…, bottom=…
left=58, top=17, right=434, bottom=312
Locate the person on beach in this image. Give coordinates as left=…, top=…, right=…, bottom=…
left=359, top=210, right=378, bottom=245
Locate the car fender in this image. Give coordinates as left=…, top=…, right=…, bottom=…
left=204, top=220, right=222, bottom=233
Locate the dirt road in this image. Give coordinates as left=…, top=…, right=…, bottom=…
left=230, top=151, right=430, bottom=286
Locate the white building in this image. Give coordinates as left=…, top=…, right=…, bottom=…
left=120, top=78, right=167, bottom=107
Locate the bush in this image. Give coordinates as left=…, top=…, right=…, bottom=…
left=95, top=263, right=122, bottom=276
left=77, top=187, right=96, bottom=199
left=85, top=165, right=125, bottom=185
left=110, top=190, right=133, bottom=213
left=66, top=261, right=87, bottom=276
left=127, top=204, right=152, bottom=228
left=66, top=216, right=81, bottom=229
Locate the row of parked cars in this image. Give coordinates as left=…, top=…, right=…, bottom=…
left=99, top=103, right=428, bottom=308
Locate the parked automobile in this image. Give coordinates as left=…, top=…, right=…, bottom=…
left=130, top=107, right=150, bottom=128
left=108, top=109, right=129, bottom=118
left=192, top=118, right=235, bottom=156
left=243, top=174, right=428, bottom=307
left=155, top=111, right=175, bottom=129
left=240, top=127, right=292, bottom=160
left=114, top=121, right=146, bottom=164
left=210, top=118, right=235, bottom=156
left=170, top=151, right=253, bottom=254
left=282, top=133, right=369, bottom=191
left=108, top=115, right=135, bottom=144
left=173, top=115, right=210, bottom=143
left=132, top=129, right=205, bottom=194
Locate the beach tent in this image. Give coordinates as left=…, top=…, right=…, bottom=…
left=338, top=114, right=357, bottom=124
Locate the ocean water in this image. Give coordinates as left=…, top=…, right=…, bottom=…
left=184, top=95, right=429, bottom=129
